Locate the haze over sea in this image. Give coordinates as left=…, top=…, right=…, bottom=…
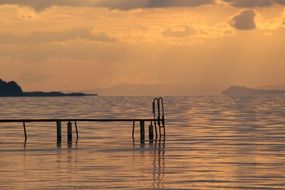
left=0, top=96, right=285, bottom=190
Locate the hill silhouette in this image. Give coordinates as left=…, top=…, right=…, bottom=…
left=0, top=79, right=96, bottom=97
left=223, top=86, right=285, bottom=96
left=0, top=79, right=23, bottom=96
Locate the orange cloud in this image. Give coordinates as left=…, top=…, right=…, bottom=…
left=162, top=26, right=196, bottom=38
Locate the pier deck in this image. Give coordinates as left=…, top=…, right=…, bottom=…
left=0, top=118, right=157, bottom=123
left=0, top=98, right=166, bottom=145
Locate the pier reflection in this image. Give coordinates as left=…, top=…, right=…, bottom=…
left=152, top=138, right=166, bottom=189
left=132, top=137, right=166, bottom=189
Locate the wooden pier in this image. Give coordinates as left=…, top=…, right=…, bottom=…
left=0, top=98, right=166, bottom=145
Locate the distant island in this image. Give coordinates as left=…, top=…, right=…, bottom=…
left=0, top=79, right=97, bottom=97
left=223, top=86, right=285, bottom=96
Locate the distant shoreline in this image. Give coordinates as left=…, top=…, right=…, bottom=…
left=0, top=91, right=98, bottom=98
left=22, top=92, right=98, bottom=97
left=0, top=79, right=98, bottom=97
left=223, top=86, right=285, bottom=96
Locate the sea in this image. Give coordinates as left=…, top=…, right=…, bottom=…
left=0, top=96, right=285, bottom=190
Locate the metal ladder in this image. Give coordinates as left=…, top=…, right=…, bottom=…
left=153, top=97, right=166, bottom=138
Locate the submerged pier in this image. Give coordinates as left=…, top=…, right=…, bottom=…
left=0, top=98, right=166, bottom=145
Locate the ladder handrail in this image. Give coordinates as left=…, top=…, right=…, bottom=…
left=159, top=97, right=165, bottom=119
left=152, top=97, right=165, bottom=127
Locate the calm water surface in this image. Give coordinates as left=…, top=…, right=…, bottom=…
left=0, top=96, right=285, bottom=189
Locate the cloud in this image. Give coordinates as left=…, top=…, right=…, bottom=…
left=230, top=10, right=256, bottom=30
left=162, top=26, right=195, bottom=38
left=0, top=28, right=117, bottom=44
left=0, top=0, right=215, bottom=11
left=0, top=0, right=75, bottom=11
left=223, top=0, right=285, bottom=8
left=223, top=0, right=273, bottom=7
left=0, top=39, right=125, bottom=62
left=0, top=0, right=285, bottom=10
left=275, top=0, right=285, bottom=5
left=95, top=0, right=215, bottom=10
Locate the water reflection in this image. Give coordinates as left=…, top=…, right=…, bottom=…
left=152, top=138, right=166, bottom=189
left=131, top=138, right=166, bottom=189
left=0, top=96, right=285, bottom=189
left=57, top=140, right=62, bottom=149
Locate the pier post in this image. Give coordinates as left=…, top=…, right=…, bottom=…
left=67, top=121, right=72, bottom=145
left=56, top=121, right=62, bottom=145
left=23, top=122, right=27, bottom=142
left=149, top=123, right=154, bottom=142
left=140, top=120, right=145, bottom=144
left=74, top=121, right=79, bottom=142
left=132, top=121, right=135, bottom=140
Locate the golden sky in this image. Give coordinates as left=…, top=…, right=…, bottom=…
left=0, top=0, right=285, bottom=93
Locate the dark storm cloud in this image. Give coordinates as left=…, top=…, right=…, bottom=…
left=230, top=10, right=256, bottom=30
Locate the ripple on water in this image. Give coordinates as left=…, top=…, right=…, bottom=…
left=0, top=96, right=285, bottom=189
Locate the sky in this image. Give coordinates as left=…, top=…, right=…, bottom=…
left=0, top=0, right=285, bottom=94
